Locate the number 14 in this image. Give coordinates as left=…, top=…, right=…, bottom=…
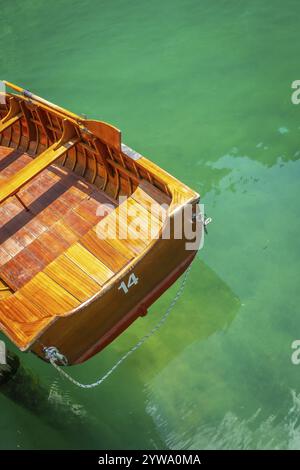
left=118, top=273, right=139, bottom=294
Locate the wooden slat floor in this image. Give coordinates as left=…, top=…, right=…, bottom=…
left=0, top=146, right=116, bottom=291
left=0, top=146, right=170, bottom=349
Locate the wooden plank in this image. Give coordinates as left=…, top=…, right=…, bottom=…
left=0, top=246, right=12, bottom=266
left=0, top=291, right=55, bottom=348
left=54, top=182, right=91, bottom=207
left=19, top=272, right=80, bottom=315
left=73, top=193, right=114, bottom=225
left=26, top=226, right=70, bottom=266
left=80, top=230, right=130, bottom=273
left=44, top=254, right=100, bottom=302
left=1, top=292, right=48, bottom=321
left=51, top=220, right=79, bottom=246
left=0, top=150, right=120, bottom=291
left=0, top=313, right=52, bottom=350
left=0, top=148, right=28, bottom=173
left=124, top=198, right=162, bottom=240
left=62, top=210, right=91, bottom=237
left=18, top=170, right=63, bottom=207
left=65, top=243, right=114, bottom=286
left=131, top=181, right=170, bottom=213
left=0, top=139, right=78, bottom=205
left=0, top=289, right=12, bottom=300
left=94, top=198, right=151, bottom=256
left=0, top=153, right=31, bottom=178
left=91, top=225, right=136, bottom=260
left=0, top=248, right=44, bottom=290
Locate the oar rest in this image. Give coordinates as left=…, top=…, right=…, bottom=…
left=0, top=119, right=79, bottom=206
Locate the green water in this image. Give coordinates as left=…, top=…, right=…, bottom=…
left=1, top=0, right=300, bottom=450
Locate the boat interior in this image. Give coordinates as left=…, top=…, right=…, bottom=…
left=0, top=86, right=175, bottom=349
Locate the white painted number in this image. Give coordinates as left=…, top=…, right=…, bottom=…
left=118, top=273, right=139, bottom=294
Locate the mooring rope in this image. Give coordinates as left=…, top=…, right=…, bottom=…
left=45, top=264, right=192, bottom=389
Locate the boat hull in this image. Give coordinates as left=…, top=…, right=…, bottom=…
left=31, top=208, right=200, bottom=365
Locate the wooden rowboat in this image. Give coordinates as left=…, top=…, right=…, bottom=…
left=0, top=81, right=201, bottom=365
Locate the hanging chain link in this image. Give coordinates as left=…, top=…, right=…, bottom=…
left=46, top=263, right=192, bottom=389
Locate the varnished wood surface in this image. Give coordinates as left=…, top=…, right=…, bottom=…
left=0, top=146, right=116, bottom=291
left=0, top=144, right=172, bottom=350
left=0, top=83, right=200, bottom=361
left=0, top=139, right=78, bottom=205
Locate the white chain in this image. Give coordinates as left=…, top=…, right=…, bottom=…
left=48, top=264, right=192, bottom=389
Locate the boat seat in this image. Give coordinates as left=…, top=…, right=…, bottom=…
left=0, top=182, right=169, bottom=350
left=0, top=113, right=22, bottom=134
left=0, top=120, right=79, bottom=206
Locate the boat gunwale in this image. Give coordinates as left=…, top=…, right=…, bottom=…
left=0, top=86, right=199, bottom=203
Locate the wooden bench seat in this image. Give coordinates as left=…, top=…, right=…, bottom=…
left=0, top=113, right=22, bottom=134
left=0, top=137, right=78, bottom=206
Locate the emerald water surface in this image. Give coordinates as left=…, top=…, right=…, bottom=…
left=1, top=0, right=300, bottom=450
